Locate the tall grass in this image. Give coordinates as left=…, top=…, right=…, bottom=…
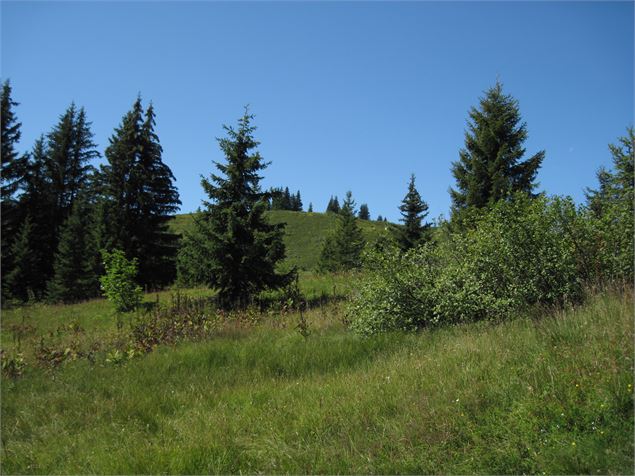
left=1, top=291, right=632, bottom=474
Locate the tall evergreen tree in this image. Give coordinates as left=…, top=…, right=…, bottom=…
left=46, top=104, right=99, bottom=234
left=99, top=98, right=180, bottom=287
left=326, top=195, right=340, bottom=213
left=178, top=108, right=291, bottom=307
left=450, top=81, right=544, bottom=215
left=293, top=191, right=303, bottom=211
left=318, top=191, right=365, bottom=271
left=358, top=203, right=370, bottom=220
left=308, top=202, right=313, bottom=213
left=394, top=174, right=430, bottom=250
left=47, top=195, right=100, bottom=303
left=1, top=80, right=28, bottom=294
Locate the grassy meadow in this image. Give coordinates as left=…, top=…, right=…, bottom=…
left=1, top=280, right=633, bottom=474
left=170, top=210, right=389, bottom=270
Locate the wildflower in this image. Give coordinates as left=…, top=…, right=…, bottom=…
left=571, top=441, right=576, bottom=446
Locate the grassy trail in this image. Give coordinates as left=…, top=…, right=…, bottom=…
left=1, top=291, right=633, bottom=474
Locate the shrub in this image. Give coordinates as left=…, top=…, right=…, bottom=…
left=349, top=195, right=590, bottom=335
left=100, top=249, right=143, bottom=313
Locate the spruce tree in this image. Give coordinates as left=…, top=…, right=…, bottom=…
left=99, top=98, right=180, bottom=287
left=294, top=191, right=303, bottom=211
left=180, top=108, right=291, bottom=307
left=1, top=80, right=28, bottom=294
left=377, top=214, right=383, bottom=221
left=318, top=191, right=365, bottom=271
left=394, top=174, right=430, bottom=250
left=308, top=202, right=313, bottom=213
left=358, top=203, right=370, bottom=220
left=47, top=196, right=100, bottom=303
left=46, top=104, right=99, bottom=233
left=326, top=195, right=340, bottom=213
left=4, top=216, right=38, bottom=302
left=450, top=81, right=544, bottom=215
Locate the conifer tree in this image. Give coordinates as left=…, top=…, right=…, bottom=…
left=294, top=191, right=303, bottom=211
left=1, top=80, right=28, bottom=292
left=394, top=174, right=430, bottom=250
left=326, top=195, right=340, bottom=213
left=4, top=216, right=38, bottom=302
left=377, top=214, right=383, bottom=221
left=178, top=108, right=292, bottom=307
left=450, top=81, right=544, bottom=215
left=47, top=196, right=100, bottom=303
left=308, top=202, right=313, bottom=213
left=318, top=191, right=365, bottom=271
left=358, top=203, right=370, bottom=220
left=99, top=98, right=180, bottom=287
left=46, top=104, right=99, bottom=234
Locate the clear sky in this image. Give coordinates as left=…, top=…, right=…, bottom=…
left=1, top=1, right=633, bottom=222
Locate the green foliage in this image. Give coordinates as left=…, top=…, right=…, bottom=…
left=326, top=195, right=340, bottom=213
left=394, top=174, right=431, bottom=250
left=358, top=203, right=370, bottom=220
left=269, top=186, right=303, bottom=211
left=318, top=191, right=366, bottom=272
left=450, top=81, right=544, bottom=216
left=177, top=108, right=292, bottom=307
left=584, top=128, right=634, bottom=282
left=350, top=195, right=588, bottom=335
left=99, top=97, right=181, bottom=287
left=47, top=197, right=100, bottom=303
left=99, top=249, right=143, bottom=313
left=3, top=216, right=39, bottom=302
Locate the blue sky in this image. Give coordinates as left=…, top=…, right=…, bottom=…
left=2, top=1, right=633, bottom=222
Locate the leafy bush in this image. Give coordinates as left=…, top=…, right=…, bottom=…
left=100, top=249, right=143, bottom=313
left=349, top=195, right=596, bottom=335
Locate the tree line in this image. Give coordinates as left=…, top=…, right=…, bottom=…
left=2, top=78, right=630, bottom=311
left=1, top=83, right=180, bottom=304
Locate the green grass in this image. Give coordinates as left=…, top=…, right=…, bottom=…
left=170, top=210, right=390, bottom=270
left=1, top=291, right=633, bottom=474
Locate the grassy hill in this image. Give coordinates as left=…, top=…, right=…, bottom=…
left=170, top=210, right=390, bottom=270
left=1, top=290, right=632, bottom=473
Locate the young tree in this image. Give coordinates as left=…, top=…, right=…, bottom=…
left=179, top=108, right=292, bottom=307
left=318, top=191, right=365, bottom=271
left=47, top=196, right=100, bottom=303
left=450, top=81, right=544, bottom=216
left=394, top=174, right=431, bottom=250
left=99, top=97, right=181, bottom=287
left=3, top=216, right=38, bottom=302
left=358, top=203, right=370, bottom=220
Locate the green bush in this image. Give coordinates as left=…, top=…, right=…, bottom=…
left=349, top=195, right=594, bottom=335
left=99, top=249, right=143, bottom=313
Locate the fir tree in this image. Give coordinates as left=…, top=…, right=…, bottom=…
left=47, top=196, right=100, bottom=303
left=179, top=108, right=292, bottom=307
left=326, top=195, right=340, bottom=213
left=99, top=98, right=180, bottom=287
left=293, top=191, right=303, bottom=211
left=358, top=203, right=370, bottom=220
left=46, top=104, right=99, bottom=234
left=1, top=80, right=28, bottom=295
left=450, top=81, right=544, bottom=215
left=3, top=216, right=38, bottom=302
left=308, top=202, right=313, bottom=213
left=394, top=174, right=430, bottom=250
left=377, top=214, right=383, bottom=221
left=318, top=191, right=365, bottom=271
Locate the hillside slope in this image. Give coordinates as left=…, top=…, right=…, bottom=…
left=170, top=210, right=390, bottom=270
left=1, top=292, right=632, bottom=473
